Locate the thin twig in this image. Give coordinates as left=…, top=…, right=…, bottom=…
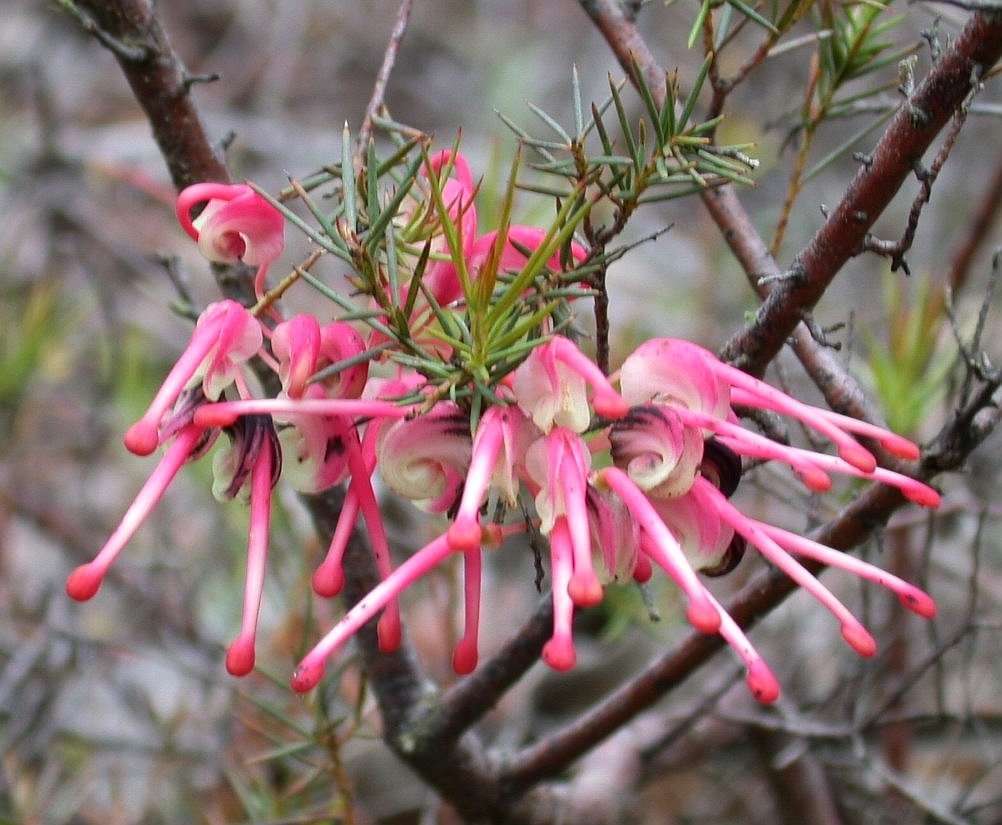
left=861, top=69, right=982, bottom=274
left=721, top=13, right=1002, bottom=376
left=355, top=0, right=415, bottom=160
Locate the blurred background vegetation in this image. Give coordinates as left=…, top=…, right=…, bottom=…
left=1, top=1, right=1000, bottom=823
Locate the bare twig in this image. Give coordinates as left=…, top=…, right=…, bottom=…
left=861, top=70, right=982, bottom=274
left=721, top=13, right=1002, bottom=376
left=355, top=0, right=414, bottom=159
left=65, top=0, right=257, bottom=306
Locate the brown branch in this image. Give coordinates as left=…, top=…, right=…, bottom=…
left=721, top=12, right=1002, bottom=375
left=355, top=0, right=414, bottom=157
left=502, top=371, right=1001, bottom=786
left=61, top=4, right=534, bottom=822
left=579, top=0, right=888, bottom=430
left=70, top=0, right=257, bottom=306
left=410, top=598, right=553, bottom=748
left=863, top=78, right=979, bottom=276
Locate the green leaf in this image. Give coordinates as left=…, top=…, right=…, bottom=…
left=363, top=152, right=423, bottom=252
left=341, top=122, right=357, bottom=232
left=572, top=64, right=585, bottom=139
left=609, top=73, right=641, bottom=172
left=679, top=54, right=713, bottom=134
left=527, top=100, right=572, bottom=144
left=725, top=0, right=780, bottom=34
left=629, top=54, right=665, bottom=146
left=688, top=0, right=712, bottom=49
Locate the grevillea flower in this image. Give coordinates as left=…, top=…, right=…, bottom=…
left=422, top=151, right=479, bottom=306
left=524, top=428, right=603, bottom=607
left=211, top=415, right=282, bottom=675
left=376, top=403, right=473, bottom=513
left=124, top=300, right=262, bottom=456
left=447, top=405, right=536, bottom=553
left=66, top=425, right=205, bottom=602
left=176, top=183, right=285, bottom=300
left=512, top=335, right=629, bottom=433
left=418, top=153, right=590, bottom=308
left=271, top=314, right=321, bottom=399
left=72, top=170, right=943, bottom=703
left=283, top=332, right=940, bottom=702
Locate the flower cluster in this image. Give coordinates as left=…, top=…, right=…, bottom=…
left=69, top=157, right=940, bottom=704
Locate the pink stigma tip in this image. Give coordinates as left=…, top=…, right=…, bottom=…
left=225, top=637, right=256, bottom=677
left=290, top=660, right=325, bottom=693
left=568, top=573, right=604, bottom=607
left=884, top=435, right=921, bottom=461
left=447, top=520, right=482, bottom=553
left=746, top=661, right=781, bottom=704
left=542, top=640, right=576, bottom=671
left=311, top=564, right=345, bottom=598
left=842, top=623, right=877, bottom=657
left=803, top=468, right=833, bottom=493
left=593, top=393, right=629, bottom=420
left=66, top=564, right=103, bottom=601
left=899, top=588, right=937, bottom=619
left=839, top=445, right=877, bottom=474
left=193, top=406, right=239, bottom=429
left=907, top=485, right=941, bottom=509
left=633, top=555, right=653, bottom=583
left=124, top=421, right=159, bottom=456
left=377, top=614, right=402, bottom=653
left=686, top=597, right=722, bottom=634
left=452, top=640, right=478, bottom=675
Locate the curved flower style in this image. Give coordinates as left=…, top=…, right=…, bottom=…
left=211, top=416, right=282, bottom=676
left=67, top=425, right=205, bottom=602
left=176, top=183, right=285, bottom=300
left=124, top=300, right=262, bottom=456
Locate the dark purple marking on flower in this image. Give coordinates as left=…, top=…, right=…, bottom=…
left=324, top=434, right=346, bottom=462
left=700, top=535, right=746, bottom=577
left=160, top=388, right=220, bottom=459
left=221, top=414, right=282, bottom=499
left=700, top=438, right=743, bottom=499
left=609, top=404, right=675, bottom=464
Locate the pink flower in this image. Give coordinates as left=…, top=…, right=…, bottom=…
left=271, top=315, right=321, bottom=399
left=211, top=415, right=282, bottom=676
left=376, top=402, right=473, bottom=513
left=618, top=338, right=923, bottom=472
left=512, top=336, right=628, bottom=433
left=422, top=151, right=479, bottom=306
left=124, top=300, right=262, bottom=456
left=418, top=152, right=590, bottom=308
left=447, top=405, right=536, bottom=553
left=66, top=425, right=206, bottom=602
left=176, top=183, right=285, bottom=300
